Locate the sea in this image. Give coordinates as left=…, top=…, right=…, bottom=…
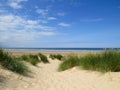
left=3, top=48, right=120, bottom=51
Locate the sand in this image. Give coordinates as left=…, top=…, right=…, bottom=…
left=0, top=50, right=120, bottom=90
left=6, top=49, right=101, bottom=56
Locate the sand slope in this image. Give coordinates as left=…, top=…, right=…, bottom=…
left=0, top=59, right=120, bottom=90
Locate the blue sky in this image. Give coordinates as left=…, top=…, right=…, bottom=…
left=0, top=0, right=120, bottom=48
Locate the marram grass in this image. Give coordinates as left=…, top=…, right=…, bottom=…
left=21, top=53, right=49, bottom=65
left=58, top=50, right=120, bottom=72
left=21, top=54, right=40, bottom=65
left=58, top=54, right=79, bottom=71
left=38, top=53, right=49, bottom=63
left=0, top=49, right=49, bottom=75
left=0, top=49, right=29, bottom=75
left=49, top=54, right=63, bottom=60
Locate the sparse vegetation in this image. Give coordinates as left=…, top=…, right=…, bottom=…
left=58, top=50, right=120, bottom=72
left=49, top=54, right=63, bottom=60
left=0, top=49, right=50, bottom=75
left=0, top=49, right=29, bottom=75
left=58, top=54, right=79, bottom=71
left=49, top=54, right=55, bottom=60
left=21, top=54, right=40, bottom=65
left=20, top=53, right=49, bottom=65
left=38, top=53, right=49, bottom=63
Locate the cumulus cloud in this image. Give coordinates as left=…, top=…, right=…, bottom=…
left=0, top=14, right=56, bottom=43
left=8, top=0, right=28, bottom=9
left=58, top=22, right=71, bottom=27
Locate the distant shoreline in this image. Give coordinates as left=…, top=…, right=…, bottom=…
left=3, top=47, right=120, bottom=51
left=6, top=49, right=104, bottom=56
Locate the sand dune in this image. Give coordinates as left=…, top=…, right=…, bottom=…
left=0, top=57, right=120, bottom=90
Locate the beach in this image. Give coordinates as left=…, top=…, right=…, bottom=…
left=0, top=50, right=120, bottom=90
left=6, top=49, right=101, bottom=56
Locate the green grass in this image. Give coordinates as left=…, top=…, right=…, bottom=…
left=21, top=53, right=49, bottom=64
left=49, top=54, right=55, bottom=60
left=21, top=54, right=40, bottom=66
left=38, top=53, right=49, bottom=63
left=0, top=49, right=29, bottom=75
left=58, top=54, right=79, bottom=71
left=78, top=54, right=103, bottom=71
left=58, top=50, right=120, bottom=72
left=49, top=54, right=63, bottom=60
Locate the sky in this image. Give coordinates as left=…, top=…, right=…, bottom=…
left=0, top=0, right=120, bottom=48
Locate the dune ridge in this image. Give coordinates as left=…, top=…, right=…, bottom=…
left=0, top=50, right=120, bottom=90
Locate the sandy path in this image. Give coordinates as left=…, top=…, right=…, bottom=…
left=29, top=60, right=120, bottom=90
left=0, top=59, right=120, bottom=90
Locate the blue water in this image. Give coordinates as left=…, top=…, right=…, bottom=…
left=4, top=48, right=120, bottom=51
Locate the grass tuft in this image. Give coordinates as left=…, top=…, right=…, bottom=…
left=49, top=54, right=63, bottom=60
left=0, top=49, right=29, bottom=75
left=38, top=53, right=49, bottom=63
left=58, top=54, right=79, bottom=71
left=49, top=54, right=55, bottom=60
left=21, top=54, right=40, bottom=66
left=58, top=50, right=120, bottom=72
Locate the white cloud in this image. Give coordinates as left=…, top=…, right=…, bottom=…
left=8, top=0, right=28, bottom=9
left=0, top=14, right=57, bottom=43
left=48, top=17, right=57, bottom=20
left=38, top=31, right=56, bottom=35
left=0, top=14, right=56, bottom=31
left=36, top=9, right=48, bottom=16
left=0, top=30, right=56, bottom=42
left=80, top=18, right=103, bottom=22
left=58, top=22, right=71, bottom=27
left=9, top=2, right=21, bottom=9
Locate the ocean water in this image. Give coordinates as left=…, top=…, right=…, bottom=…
left=4, top=48, right=120, bottom=51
